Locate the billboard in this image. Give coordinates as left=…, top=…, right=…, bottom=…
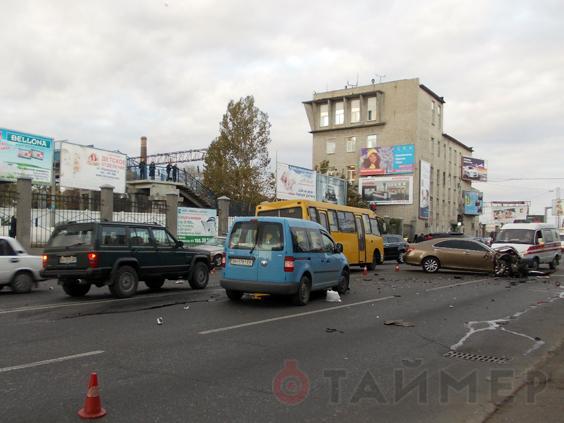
left=419, top=160, right=431, bottom=219
left=177, top=207, right=217, bottom=245
left=461, top=157, right=487, bottom=182
left=463, top=191, right=483, bottom=215
left=359, top=144, right=415, bottom=176
left=276, top=163, right=316, bottom=200
left=316, top=174, right=347, bottom=205
left=359, top=176, right=413, bottom=205
left=491, top=201, right=529, bottom=223
left=59, top=142, right=127, bottom=193
left=0, top=128, right=54, bottom=185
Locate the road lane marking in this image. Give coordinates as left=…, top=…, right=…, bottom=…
left=0, top=288, right=224, bottom=315
left=0, top=350, right=104, bottom=374
left=425, top=278, right=491, bottom=292
left=199, top=296, right=396, bottom=335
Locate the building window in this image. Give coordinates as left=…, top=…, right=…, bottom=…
left=366, top=135, right=377, bottom=148
left=437, top=141, right=441, bottom=157
left=350, top=99, right=360, bottom=123
left=319, top=104, right=329, bottom=127
left=334, top=102, right=344, bottom=125
left=346, top=137, right=356, bottom=153
left=367, top=97, right=377, bottom=121
left=326, top=139, right=336, bottom=154
left=430, top=137, right=434, bottom=152
left=431, top=101, right=436, bottom=125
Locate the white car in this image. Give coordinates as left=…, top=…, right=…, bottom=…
left=0, top=236, right=43, bottom=293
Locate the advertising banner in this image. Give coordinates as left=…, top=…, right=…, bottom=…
left=276, top=162, right=316, bottom=200
left=491, top=201, right=529, bottom=223
left=552, top=199, right=563, bottom=216
left=419, top=160, right=431, bottom=219
left=461, top=157, right=487, bottom=182
left=359, top=144, right=415, bottom=176
left=59, top=142, right=127, bottom=193
left=359, top=176, right=413, bottom=205
left=463, top=191, right=483, bottom=215
left=0, top=128, right=54, bottom=185
left=316, top=174, right=347, bottom=205
left=177, top=207, right=217, bottom=245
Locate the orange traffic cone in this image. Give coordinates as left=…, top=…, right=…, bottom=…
left=395, top=264, right=400, bottom=272
left=362, top=266, right=368, bottom=277
left=78, top=372, right=106, bottom=419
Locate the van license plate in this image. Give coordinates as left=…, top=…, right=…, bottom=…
left=59, top=256, right=77, bottom=264
left=230, top=258, right=253, bottom=266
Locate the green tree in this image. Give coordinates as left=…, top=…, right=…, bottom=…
left=203, top=96, right=273, bottom=208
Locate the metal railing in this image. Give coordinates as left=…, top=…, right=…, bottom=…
left=127, top=164, right=216, bottom=207
left=0, top=191, right=18, bottom=237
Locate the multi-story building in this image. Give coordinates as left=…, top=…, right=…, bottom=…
left=303, top=78, right=480, bottom=237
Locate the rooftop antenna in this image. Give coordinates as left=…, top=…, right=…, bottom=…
left=375, top=74, right=386, bottom=83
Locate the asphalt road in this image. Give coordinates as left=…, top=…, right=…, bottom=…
left=1, top=263, right=563, bottom=423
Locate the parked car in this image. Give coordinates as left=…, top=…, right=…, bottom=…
left=418, top=232, right=468, bottom=242
left=0, top=236, right=43, bottom=293
left=492, top=223, right=561, bottom=270
left=41, top=222, right=211, bottom=298
left=404, top=238, right=525, bottom=274
left=189, top=236, right=225, bottom=267
left=221, top=217, right=349, bottom=305
left=383, top=234, right=409, bottom=262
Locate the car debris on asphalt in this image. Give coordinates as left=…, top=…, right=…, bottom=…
left=384, top=319, right=415, bottom=327
left=326, top=290, right=341, bottom=302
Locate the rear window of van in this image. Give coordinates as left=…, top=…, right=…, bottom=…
left=229, top=222, right=284, bottom=251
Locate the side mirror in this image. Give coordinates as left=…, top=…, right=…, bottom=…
left=176, top=240, right=184, bottom=248
left=335, top=243, right=344, bottom=254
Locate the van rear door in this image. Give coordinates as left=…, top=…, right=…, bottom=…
left=256, top=222, right=286, bottom=283
left=225, top=221, right=259, bottom=281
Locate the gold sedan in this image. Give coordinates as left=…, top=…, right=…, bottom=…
left=404, top=238, right=496, bottom=273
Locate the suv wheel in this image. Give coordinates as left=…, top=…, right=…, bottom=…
left=11, top=272, right=34, bottom=294
left=531, top=257, right=540, bottom=271
left=213, top=254, right=223, bottom=267
left=292, top=275, right=311, bottom=306
left=336, top=270, right=349, bottom=295
left=549, top=256, right=559, bottom=270
left=109, top=265, right=139, bottom=298
left=145, top=277, right=165, bottom=291
left=61, top=279, right=91, bottom=297
left=189, top=262, right=209, bottom=290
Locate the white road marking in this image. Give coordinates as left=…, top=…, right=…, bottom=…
left=199, top=296, right=396, bottom=335
left=0, top=350, right=104, bottom=374
left=425, top=278, right=491, bottom=292
left=0, top=288, right=224, bottom=315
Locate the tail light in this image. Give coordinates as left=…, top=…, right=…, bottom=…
left=284, top=256, right=295, bottom=272
left=42, top=255, right=48, bottom=269
left=221, top=254, right=226, bottom=267
left=87, top=252, right=99, bottom=268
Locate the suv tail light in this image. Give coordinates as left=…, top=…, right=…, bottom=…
left=87, top=252, right=99, bottom=268
left=284, top=256, right=295, bottom=272
left=42, top=255, right=48, bottom=269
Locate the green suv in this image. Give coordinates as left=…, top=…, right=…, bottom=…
left=41, top=222, right=211, bottom=298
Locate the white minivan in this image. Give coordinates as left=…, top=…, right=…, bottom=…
left=492, top=223, right=561, bottom=270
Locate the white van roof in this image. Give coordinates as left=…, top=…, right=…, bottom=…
left=500, top=223, right=557, bottom=230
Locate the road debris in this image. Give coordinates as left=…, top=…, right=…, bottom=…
left=183, top=305, right=190, bottom=310
left=326, top=290, right=341, bottom=302
left=449, top=305, right=454, bottom=308
left=156, top=317, right=164, bottom=325
left=384, top=319, right=415, bottom=327
left=175, top=280, right=184, bottom=284
left=325, top=328, right=344, bottom=333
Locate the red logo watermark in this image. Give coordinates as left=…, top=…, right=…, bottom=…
left=272, top=359, right=310, bottom=405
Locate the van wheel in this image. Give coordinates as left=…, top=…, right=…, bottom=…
left=109, top=266, right=139, bottom=298
left=336, top=270, right=349, bottom=295
left=549, top=257, right=559, bottom=270
left=226, top=289, right=243, bottom=301
left=422, top=257, right=440, bottom=273
left=292, top=275, right=311, bottom=306
left=367, top=250, right=381, bottom=270
left=145, top=277, right=165, bottom=291
left=531, top=258, right=540, bottom=271
left=189, top=262, right=209, bottom=290
left=62, top=279, right=91, bottom=297
left=11, top=272, right=34, bottom=293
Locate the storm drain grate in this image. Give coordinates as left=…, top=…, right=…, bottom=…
left=443, top=350, right=509, bottom=364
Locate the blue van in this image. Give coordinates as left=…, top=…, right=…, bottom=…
left=221, top=217, right=350, bottom=305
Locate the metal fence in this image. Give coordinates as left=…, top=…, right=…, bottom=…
left=0, top=191, right=18, bottom=237
left=29, top=192, right=167, bottom=248
left=229, top=199, right=255, bottom=217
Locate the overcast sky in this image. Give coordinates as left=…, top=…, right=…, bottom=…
left=1, top=0, right=563, bottom=217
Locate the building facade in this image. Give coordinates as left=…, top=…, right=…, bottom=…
left=303, top=78, right=479, bottom=237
